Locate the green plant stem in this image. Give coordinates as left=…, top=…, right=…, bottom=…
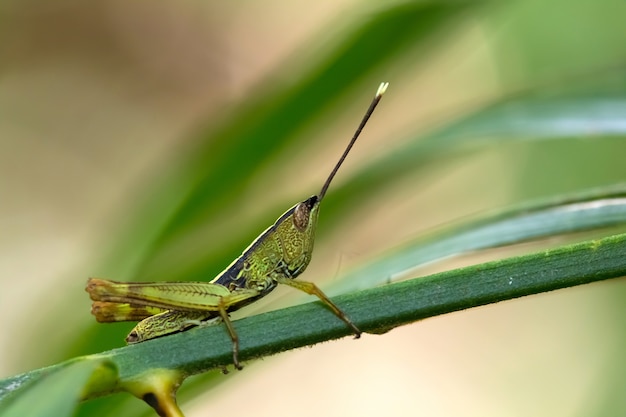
left=2, top=232, right=625, bottom=403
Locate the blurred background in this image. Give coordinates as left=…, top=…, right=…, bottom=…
left=1, top=0, right=626, bottom=416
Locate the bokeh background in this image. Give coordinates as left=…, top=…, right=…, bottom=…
left=1, top=0, right=626, bottom=416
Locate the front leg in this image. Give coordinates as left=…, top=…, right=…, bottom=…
left=273, top=275, right=361, bottom=338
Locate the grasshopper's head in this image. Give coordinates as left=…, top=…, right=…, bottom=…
left=290, top=195, right=322, bottom=257
left=267, top=195, right=322, bottom=278
left=126, top=326, right=145, bottom=344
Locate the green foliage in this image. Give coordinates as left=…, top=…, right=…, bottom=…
left=2, top=0, right=626, bottom=416
left=2, top=360, right=117, bottom=417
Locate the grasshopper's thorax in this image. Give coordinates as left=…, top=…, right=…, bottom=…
left=212, top=196, right=321, bottom=300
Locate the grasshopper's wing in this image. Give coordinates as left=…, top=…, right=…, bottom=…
left=86, top=278, right=260, bottom=312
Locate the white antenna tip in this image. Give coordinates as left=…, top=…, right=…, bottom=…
left=376, top=82, right=389, bottom=97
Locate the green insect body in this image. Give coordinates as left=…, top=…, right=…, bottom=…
left=87, top=82, right=388, bottom=369
left=118, top=196, right=321, bottom=343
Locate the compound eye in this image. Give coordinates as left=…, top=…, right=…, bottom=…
left=293, top=201, right=310, bottom=231
left=126, top=330, right=141, bottom=344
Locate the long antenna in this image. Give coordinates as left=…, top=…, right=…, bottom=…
left=318, top=82, right=389, bottom=200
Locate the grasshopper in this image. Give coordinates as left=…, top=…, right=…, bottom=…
left=87, top=82, right=388, bottom=369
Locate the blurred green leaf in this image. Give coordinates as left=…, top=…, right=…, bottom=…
left=425, top=96, right=626, bottom=143
left=1, top=359, right=116, bottom=417
left=330, top=186, right=626, bottom=294
left=323, top=94, right=626, bottom=225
